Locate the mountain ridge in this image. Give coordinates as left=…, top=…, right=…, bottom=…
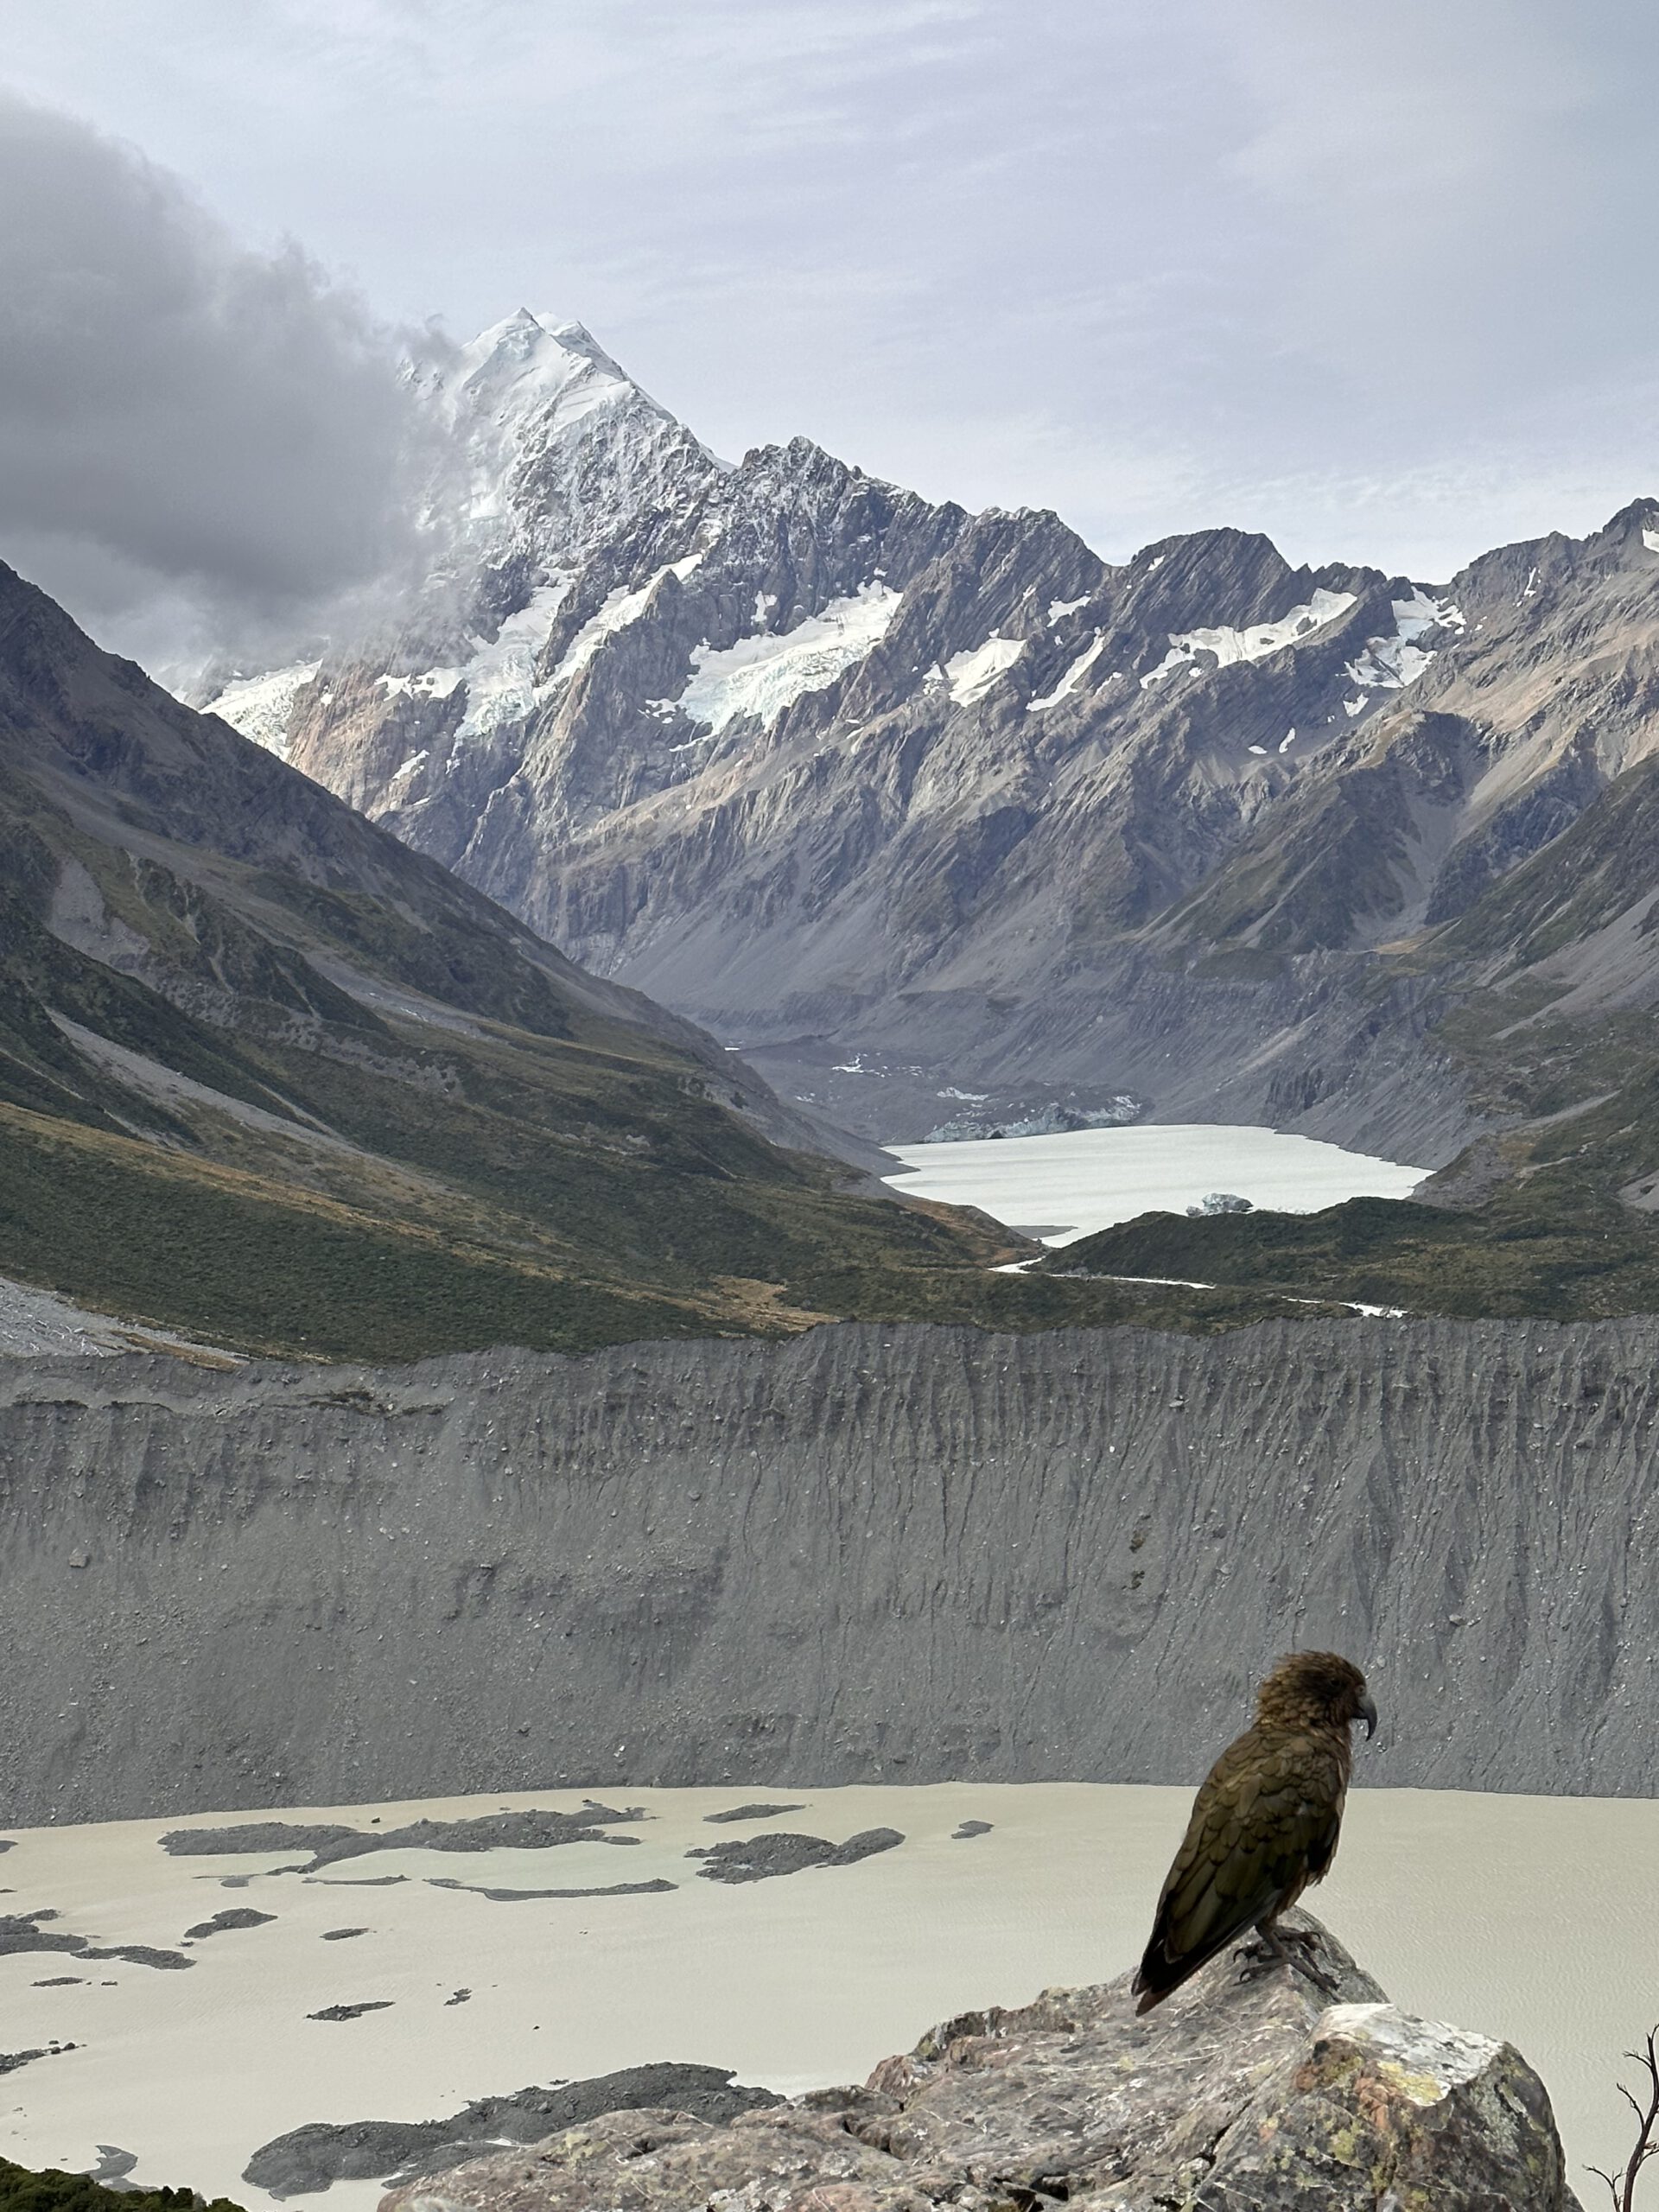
left=5, top=552, right=1382, bottom=1354
left=194, top=312, right=1659, bottom=1319
left=196, top=312, right=1482, bottom=1143
left=0, top=555, right=1037, bottom=1357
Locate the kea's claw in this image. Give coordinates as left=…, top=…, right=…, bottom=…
left=1276, top=1927, right=1325, bottom=1961
left=1234, top=1925, right=1339, bottom=1999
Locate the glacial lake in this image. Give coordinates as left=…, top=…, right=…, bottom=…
left=882, top=1123, right=1433, bottom=1244
left=0, top=1783, right=1650, bottom=2209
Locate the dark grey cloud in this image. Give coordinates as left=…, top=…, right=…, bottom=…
left=0, top=92, right=423, bottom=671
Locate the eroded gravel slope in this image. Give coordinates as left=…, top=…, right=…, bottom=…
left=0, top=1319, right=1652, bottom=1824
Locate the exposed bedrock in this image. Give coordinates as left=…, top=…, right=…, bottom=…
left=0, top=1317, right=1655, bottom=1826
left=374, top=1916, right=1576, bottom=2212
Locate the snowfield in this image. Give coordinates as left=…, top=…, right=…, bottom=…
left=944, top=632, right=1027, bottom=704
left=1139, top=588, right=1356, bottom=689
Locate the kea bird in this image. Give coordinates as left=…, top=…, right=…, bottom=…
left=1132, top=1650, right=1376, bottom=2015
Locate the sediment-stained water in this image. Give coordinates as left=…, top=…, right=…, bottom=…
left=0, top=1783, right=1649, bottom=2209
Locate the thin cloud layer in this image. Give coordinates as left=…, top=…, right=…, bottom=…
left=2, top=2, right=1657, bottom=646
left=0, top=92, right=425, bottom=673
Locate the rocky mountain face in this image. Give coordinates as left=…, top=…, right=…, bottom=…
left=203, top=313, right=1659, bottom=1179
left=0, top=556, right=1060, bottom=1360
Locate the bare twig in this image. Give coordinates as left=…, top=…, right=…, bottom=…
left=1588, top=2028, right=1659, bottom=2212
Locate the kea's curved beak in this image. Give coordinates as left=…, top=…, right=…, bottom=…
left=1358, top=1693, right=1378, bottom=1741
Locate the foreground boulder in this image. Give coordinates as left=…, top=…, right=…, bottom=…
left=378, top=1912, right=1576, bottom=2212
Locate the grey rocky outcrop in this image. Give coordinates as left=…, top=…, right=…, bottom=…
left=685, top=1827, right=902, bottom=1884
left=248, top=2065, right=782, bottom=2196
left=375, top=1914, right=1577, bottom=2212
left=3, top=1314, right=1658, bottom=1825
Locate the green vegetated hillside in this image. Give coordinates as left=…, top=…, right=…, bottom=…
left=0, top=2159, right=240, bottom=2212
left=0, top=563, right=1344, bottom=1357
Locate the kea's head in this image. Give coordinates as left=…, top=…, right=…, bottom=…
left=1256, top=1650, right=1377, bottom=1739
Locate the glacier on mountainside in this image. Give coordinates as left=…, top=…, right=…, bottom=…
left=670, top=583, right=900, bottom=734
left=550, top=556, right=704, bottom=688
left=205, top=661, right=321, bottom=759
left=367, top=557, right=708, bottom=752
left=377, top=577, right=574, bottom=745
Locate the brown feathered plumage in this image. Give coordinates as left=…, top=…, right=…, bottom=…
left=1132, top=1651, right=1377, bottom=2015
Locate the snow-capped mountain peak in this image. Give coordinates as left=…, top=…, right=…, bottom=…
left=445, top=308, right=639, bottom=428
left=208, top=308, right=1451, bottom=830
left=206, top=307, right=1646, bottom=1161
left=386, top=308, right=726, bottom=615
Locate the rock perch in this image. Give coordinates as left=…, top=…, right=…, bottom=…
left=377, top=1911, right=1577, bottom=2212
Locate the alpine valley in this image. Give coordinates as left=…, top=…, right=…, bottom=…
left=199, top=308, right=1659, bottom=1322
left=4, top=314, right=1658, bottom=2212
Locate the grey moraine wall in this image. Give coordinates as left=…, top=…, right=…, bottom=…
left=1, top=1317, right=1653, bottom=1827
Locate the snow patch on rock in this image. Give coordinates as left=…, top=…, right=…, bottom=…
left=1343, top=589, right=1465, bottom=698
left=1140, top=588, right=1357, bottom=690
left=672, top=583, right=899, bottom=734
left=378, top=669, right=464, bottom=702
left=946, top=633, right=1027, bottom=705
left=1027, top=634, right=1105, bottom=712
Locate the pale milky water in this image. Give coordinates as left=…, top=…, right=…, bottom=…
left=881, top=1124, right=1432, bottom=1244
left=0, top=1784, right=1652, bottom=2210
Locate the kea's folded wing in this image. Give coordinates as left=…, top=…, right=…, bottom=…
left=1135, top=1729, right=1345, bottom=2002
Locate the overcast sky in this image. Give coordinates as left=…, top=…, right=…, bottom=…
left=4, top=0, right=1657, bottom=668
